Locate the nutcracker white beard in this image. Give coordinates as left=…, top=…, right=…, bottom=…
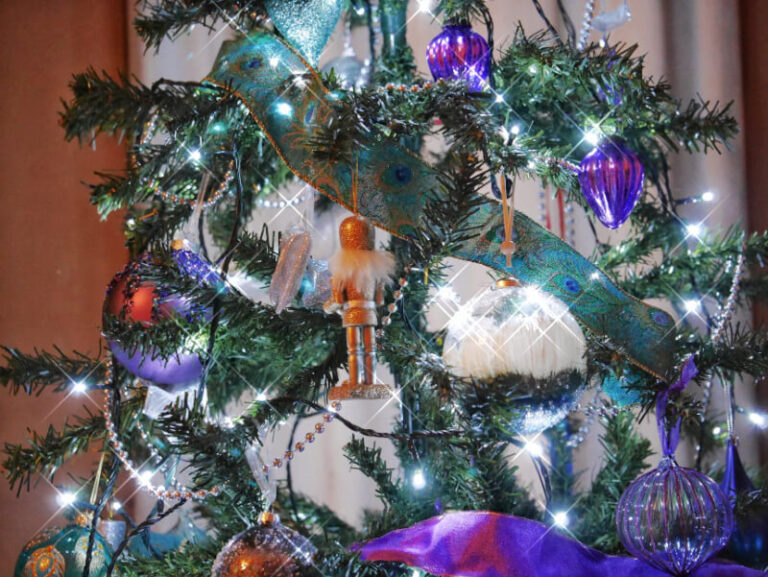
left=442, top=285, right=587, bottom=381
left=328, top=248, right=395, bottom=293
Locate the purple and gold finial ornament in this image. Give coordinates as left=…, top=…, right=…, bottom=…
left=427, top=22, right=490, bottom=92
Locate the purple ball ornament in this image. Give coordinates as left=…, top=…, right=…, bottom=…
left=104, top=244, right=221, bottom=388
left=616, top=375, right=734, bottom=576
left=427, top=22, right=490, bottom=92
left=578, top=138, right=644, bottom=229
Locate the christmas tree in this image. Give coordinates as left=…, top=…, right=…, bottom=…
left=3, top=1, right=768, bottom=576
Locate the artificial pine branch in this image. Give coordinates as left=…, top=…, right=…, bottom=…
left=3, top=412, right=107, bottom=492
left=573, top=410, right=653, bottom=552
left=135, top=0, right=261, bottom=49
left=0, top=347, right=107, bottom=396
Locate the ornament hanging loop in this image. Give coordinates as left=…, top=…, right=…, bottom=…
left=655, top=391, right=681, bottom=459
left=498, top=174, right=516, bottom=267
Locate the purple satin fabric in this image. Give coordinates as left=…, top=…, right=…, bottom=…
left=356, top=511, right=762, bottom=577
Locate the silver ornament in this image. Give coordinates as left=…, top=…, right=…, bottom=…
left=322, top=45, right=369, bottom=90
left=592, top=0, right=631, bottom=33
left=301, top=258, right=332, bottom=310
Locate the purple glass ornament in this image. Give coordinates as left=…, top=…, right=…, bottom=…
left=616, top=457, right=734, bottom=576
left=720, top=440, right=768, bottom=567
left=578, top=138, right=644, bottom=229
left=108, top=330, right=203, bottom=388
left=426, top=23, right=490, bottom=92
left=104, top=248, right=220, bottom=387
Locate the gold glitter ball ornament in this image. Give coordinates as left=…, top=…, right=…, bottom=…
left=211, top=515, right=316, bottom=577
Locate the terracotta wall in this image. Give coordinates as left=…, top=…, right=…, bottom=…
left=0, top=0, right=127, bottom=572
left=740, top=0, right=768, bottom=465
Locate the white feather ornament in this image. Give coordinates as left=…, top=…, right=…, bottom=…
left=442, top=280, right=587, bottom=434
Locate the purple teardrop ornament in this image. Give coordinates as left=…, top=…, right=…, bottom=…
left=578, top=138, right=644, bottom=229
left=720, top=440, right=768, bottom=567
left=426, top=24, right=490, bottom=92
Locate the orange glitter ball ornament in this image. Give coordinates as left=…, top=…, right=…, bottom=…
left=211, top=514, right=316, bottom=577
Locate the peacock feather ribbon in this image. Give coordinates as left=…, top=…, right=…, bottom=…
left=204, top=32, right=677, bottom=380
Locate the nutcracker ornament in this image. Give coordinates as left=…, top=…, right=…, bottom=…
left=325, top=214, right=394, bottom=399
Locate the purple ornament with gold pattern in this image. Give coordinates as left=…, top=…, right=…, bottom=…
left=578, top=138, right=644, bottom=229
left=426, top=23, right=490, bottom=92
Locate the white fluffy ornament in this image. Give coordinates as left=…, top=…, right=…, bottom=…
left=442, top=279, right=587, bottom=434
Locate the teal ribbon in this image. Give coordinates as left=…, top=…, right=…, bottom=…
left=204, top=32, right=677, bottom=379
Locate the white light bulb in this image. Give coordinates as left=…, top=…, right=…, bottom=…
left=683, top=299, right=700, bottom=313
left=584, top=129, right=601, bottom=146
left=511, top=124, right=521, bottom=136
left=417, top=0, right=431, bottom=13
left=712, top=426, right=721, bottom=435
left=749, top=412, right=766, bottom=428
left=188, top=149, right=202, bottom=162
left=411, top=469, right=426, bottom=490
left=552, top=511, right=569, bottom=528
left=701, top=190, right=715, bottom=202
left=522, top=286, right=547, bottom=307
left=524, top=440, right=544, bottom=458
left=139, top=470, right=154, bottom=486
left=590, top=272, right=600, bottom=280
left=435, top=285, right=459, bottom=304
left=276, top=102, right=293, bottom=117
left=111, top=500, right=122, bottom=511
left=528, top=64, right=538, bottom=74
left=256, top=392, right=268, bottom=402
left=686, top=222, right=703, bottom=237
left=72, top=381, right=87, bottom=394
left=495, top=93, right=505, bottom=104
left=269, top=57, right=280, bottom=68
left=58, top=492, right=77, bottom=507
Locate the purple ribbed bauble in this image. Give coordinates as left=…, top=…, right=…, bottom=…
left=426, top=23, right=490, bottom=92
left=104, top=247, right=218, bottom=387
left=616, top=457, right=734, bottom=576
left=578, top=138, right=644, bottom=229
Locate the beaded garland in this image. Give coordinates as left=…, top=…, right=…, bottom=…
left=102, top=358, right=350, bottom=501
left=131, top=114, right=234, bottom=211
